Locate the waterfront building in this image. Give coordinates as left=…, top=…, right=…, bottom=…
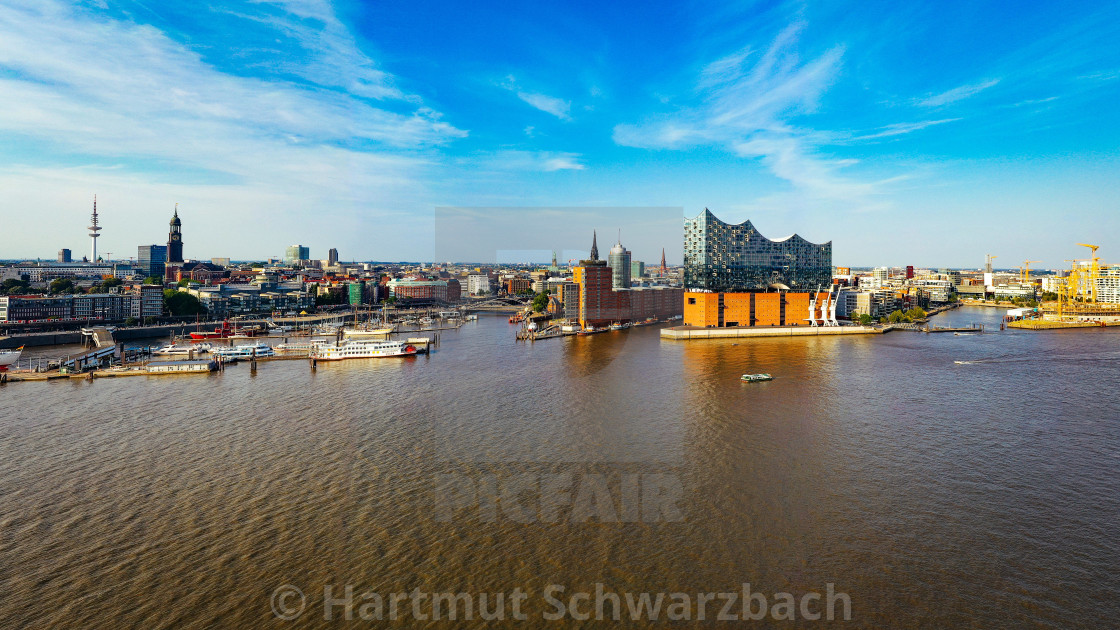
left=1096, top=266, right=1120, bottom=304
left=681, top=209, right=832, bottom=328
left=167, top=206, right=184, bottom=264
left=572, top=234, right=683, bottom=328
left=0, top=296, right=73, bottom=322
left=284, top=245, right=310, bottom=265
left=608, top=237, right=632, bottom=289
left=683, top=209, right=831, bottom=291
left=138, top=245, right=167, bottom=278
left=58, top=249, right=72, bottom=263
left=388, top=277, right=450, bottom=302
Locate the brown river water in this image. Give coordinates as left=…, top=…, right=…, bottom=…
left=2, top=307, right=1118, bottom=628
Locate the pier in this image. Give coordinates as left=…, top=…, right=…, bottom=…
left=660, top=325, right=885, bottom=340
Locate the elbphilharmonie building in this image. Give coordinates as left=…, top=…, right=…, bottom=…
left=683, top=209, right=832, bottom=291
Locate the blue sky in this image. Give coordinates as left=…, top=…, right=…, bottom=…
left=1, top=0, right=1118, bottom=267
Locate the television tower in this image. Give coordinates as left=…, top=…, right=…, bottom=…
left=88, top=195, right=102, bottom=261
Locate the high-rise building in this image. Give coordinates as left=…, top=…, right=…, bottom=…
left=608, top=236, right=632, bottom=289
left=631, top=260, right=645, bottom=280
left=138, top=245, right=168, bottom=278
left=167, top=205, right=184, bottom=263
left=682, top=209, right=834, bottom=328
left=683, top=208, right=831, bottom=291
left=328, top=248, right=339, bottom=266
left=573, top=232, right=683, bottom=328
left=284, top=245, right=310, bottom=265
left=57, top=249, right=72, bottom=263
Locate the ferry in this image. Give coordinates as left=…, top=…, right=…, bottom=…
left=152, top=342, right=212, bottom=356
left=210, top=343, right=275, bottom=359
left=0, top=346, right=23, bottom=371
left=740, top=373, right=773, bottom=382
left=310, top=339, right=418, bottom=360
left=275, top=340, right=329, bottom=353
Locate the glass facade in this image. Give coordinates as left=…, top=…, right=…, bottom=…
left=683, top=209, right=832, bottom=291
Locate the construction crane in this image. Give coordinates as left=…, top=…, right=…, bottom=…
left=985, top=254, right=998, bottom=274
left=1020, top=260, right=1040, bottom=285
left=1077, top=244, right=1100, bottom=303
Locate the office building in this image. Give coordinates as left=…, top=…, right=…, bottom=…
left=58, top=249, right=72, bottom=263
left=608, top=237, right=632, bottom=289
left=328, top=248, right=339, bottom=266
left=631, top=260, right=645, bottom=279
left=138, top=245, right=167, bottom=278
left=284, top=245, right=310, bottom=265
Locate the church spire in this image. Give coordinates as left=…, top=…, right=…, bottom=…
left=661, top=247, right=667, bottom=274
left=590, top=230, right=599, bottom=261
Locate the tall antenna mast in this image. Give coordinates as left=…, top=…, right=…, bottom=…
left=88, top=194, right=102, bottom=261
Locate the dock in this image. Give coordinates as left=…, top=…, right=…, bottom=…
left=660, top=325, right=884, bottom=340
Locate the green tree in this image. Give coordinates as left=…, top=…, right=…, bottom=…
left=531, top=292, right=549, bottom=312
left=858, top=313, right=873, bottom=325
left=177, top=278, right=191, bottom=288
left=2, top=278, right=31, bottom=294
left=888, top=310, right=905, bottom=323
left=49, top=278, right=75, bottom=294
left=143, top=276, right=163, bottom=285
left=125, top=316, right=138, bottom=326
left=907, top=307, right=927, bottom=319
left=163, top=289, right=206, bottom=316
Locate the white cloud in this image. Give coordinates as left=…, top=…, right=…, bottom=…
left=916, top=79, right=1000, bottom=107
left=517, top=91, right=572, bottom=120
left=848, top=118, right=962, bottom=141
left=613, top=22, right=878, bottom=206
left=472, top=150, right=585, bottom=172
left=0, top=0, right=467, bottom=259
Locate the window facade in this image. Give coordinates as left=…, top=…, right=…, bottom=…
left=683, top=209, right=832, bottom=291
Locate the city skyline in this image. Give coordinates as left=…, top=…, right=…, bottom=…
left=1, top=1, right=1118, bottom=266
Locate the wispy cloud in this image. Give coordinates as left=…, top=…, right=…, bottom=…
left=848, top=118, right=961, bottom=141
left=516, top=92, right=571, bottom=120
left=916, top=79, right=1000, bottom=107
left=473, top=150, right=585, bottom=172
left=0, top=0, right=466, bottom=258
left=614, top=22, right=882, bottom=205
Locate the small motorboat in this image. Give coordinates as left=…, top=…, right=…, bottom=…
left=740, top=373, right=773, bottom=382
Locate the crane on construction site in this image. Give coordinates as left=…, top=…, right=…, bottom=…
left=1077, top=244, right=1100, bottom=303
left=1020, top=260, right=1041, bottom=285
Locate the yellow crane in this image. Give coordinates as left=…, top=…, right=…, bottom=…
left=1077, top=244, right=1100, bottom=303
left=1020, top=260, right=1041, bottom=285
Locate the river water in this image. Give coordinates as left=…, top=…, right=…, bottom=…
left=2, top=307, right=1117, bottom=628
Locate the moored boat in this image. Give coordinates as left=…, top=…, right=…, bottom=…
left=310, top=339, right=418, bottom=360
left=0, top=346, right=23, bottom=371
left=211, top=343, right=275, bottom=359
left=152, top=342, right=212, bottom=356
